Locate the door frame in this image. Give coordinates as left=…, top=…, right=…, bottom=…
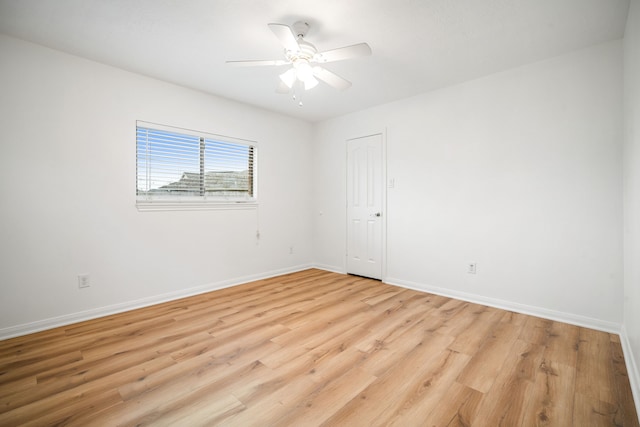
left=345, top=130, right=387, bottom=281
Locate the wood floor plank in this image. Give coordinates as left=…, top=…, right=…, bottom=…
left=0, top=332, right=96, bottom=368
left=384, top=350, right=472, bottom=426
left=433, top=301, right=493, bottom=338
left=0, top=375, right=36, bottom=400
left=85, top=360, right=268, bottom=427
left=0, top=269, right=637, bottom=426
left=519, top=316, right=554, bottom=345
left=520, top=360, right=576, bottom=427
left=419, top=381, right=484, bottom=427
left=222, top=374, right=320, bottom=426
left=304, top=346, right=368, bottom=384
left=610, top=339, right=640, bottom=426
left=356, top=319, right=433, bottom=377
left=0, top=354, right=175, bottom=422
left=0, top=349, right=83, bottom=384
left=573, top=392, right=621, bottom=427
left=0, top=329, right=68, bottom=363
left=18, top=389, right=122, bottom=427
left=148, top=393, right=246, bottom=427
left=270, top=301, right=370, bottom=348
left=455, top=320, right=522, bottom=393
left=353, top=291, right=436, bottom=352
left=543, top=320, right=580, bottom=367
left=320, top=332, right=456, bottom=426
left=447, top=307, right=503, bottom=355
left=470, top=339, right=545, bottom=426
left=273, top=366, right=377, bottom=426
left=575, top=328, right=617, bottom=405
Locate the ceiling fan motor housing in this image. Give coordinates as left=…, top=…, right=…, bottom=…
left=292, top=21, right=310, bottom=38
left=288, top=39, right=317, bottom=61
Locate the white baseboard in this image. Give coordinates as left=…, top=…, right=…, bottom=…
left=0, top=263, right=313, bottom=341
left=384, top=276, right=622, bottom=334
left=620, top=325, right=640, bottom=419
left=312, top=263, right=346, bottom=275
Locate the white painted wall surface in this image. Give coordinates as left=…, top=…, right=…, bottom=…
left=624, top=0, right=640, bottom=411
left=0, top=35, right=313, bottom=335
left=313, top=41, right=623, bottom=328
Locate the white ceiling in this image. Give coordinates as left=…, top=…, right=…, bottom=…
left=0, top=0, right=630, bottom=122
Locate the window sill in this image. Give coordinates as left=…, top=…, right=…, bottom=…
left=136, top=200, right=258, bottom=212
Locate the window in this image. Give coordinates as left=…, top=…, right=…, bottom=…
left=136, top=121, right=256, bottom=210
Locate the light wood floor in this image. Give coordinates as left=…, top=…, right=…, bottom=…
left=0, top=269, right=638, bottom=426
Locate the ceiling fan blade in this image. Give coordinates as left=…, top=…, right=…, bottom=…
left=312, top=67, right=352, bottom=91
left=315, top=43, right=372, bottom=63
left=226, top=59, right=288, bottom=67
left=268, top=23, right=299, bottom=52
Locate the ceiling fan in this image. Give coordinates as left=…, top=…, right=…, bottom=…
left=226, top=21, right=372, bottom=104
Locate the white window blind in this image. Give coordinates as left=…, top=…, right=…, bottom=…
left=136, top=121, right=256, bottom=209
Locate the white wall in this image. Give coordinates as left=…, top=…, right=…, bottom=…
left=624, top=0, right=640, bottom=411
left=0, top=35, right=313, bottom=337
left=0, top=27, right=628, bottom=339
left=313, top=40, right=623, bottom=330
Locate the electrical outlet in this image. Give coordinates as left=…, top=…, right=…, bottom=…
left=468, top=263, right=477, bottom=274
left=78, top=274, right=90, bottom=288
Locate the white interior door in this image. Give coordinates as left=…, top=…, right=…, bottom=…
left=347, top=134, right=383, bottom=279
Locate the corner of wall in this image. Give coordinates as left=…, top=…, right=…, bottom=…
left=621, top=324, right=640, bottom=418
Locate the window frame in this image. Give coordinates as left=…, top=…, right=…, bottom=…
left=135, top=121, right=258, bottom=211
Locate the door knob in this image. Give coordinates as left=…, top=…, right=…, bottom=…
left=374, top=212, right=381, bottom=217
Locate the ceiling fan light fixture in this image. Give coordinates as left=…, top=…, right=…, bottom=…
left=279, top=68, right=296, bottom=88
left=303, top=75, right=319, bottom=90
left=295, top=61, right=312, bottom=77
left=294, top=61, right=317, bottom=90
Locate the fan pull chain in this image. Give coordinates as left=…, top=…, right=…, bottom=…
left=292, top=81, right=303, bottom=106
left=298, top=81, right=303, bottom=106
